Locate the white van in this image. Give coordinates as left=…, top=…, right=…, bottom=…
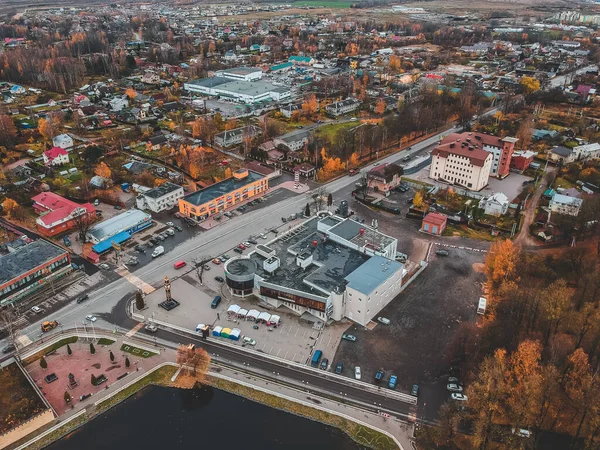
left=477, top=297, right=487, bottom=315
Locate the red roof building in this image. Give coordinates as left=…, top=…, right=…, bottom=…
left=31, top=192, right=96, bottom=237
left=421, top=212, right=447, bottom=236
left=42, top=147, right=69, bottom=166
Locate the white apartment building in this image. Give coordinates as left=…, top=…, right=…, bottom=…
left=430, top=143, right=493, bottom=191
left=135, top=182, right=184, bottom=213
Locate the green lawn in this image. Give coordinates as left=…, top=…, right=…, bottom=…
left=314, top=121, right=359, bottom=143
left=120, top=343, right=157, bottom=358
left=554, top=176, right=577, bottom=190
left=23, top=337, right=78, bottom=365
left=98, top=338, right=115, bottom=346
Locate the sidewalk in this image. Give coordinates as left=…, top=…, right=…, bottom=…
left=209, top=363, right=415, bottom=450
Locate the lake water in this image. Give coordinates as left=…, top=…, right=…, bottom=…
left=49, top=385, right=365, bottom=450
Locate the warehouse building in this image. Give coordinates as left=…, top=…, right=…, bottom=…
left=0, top=240, right=71, bottom=306
left=183, top=77, right=291, bottom=103
left=87, top=209, right=152, bottom=253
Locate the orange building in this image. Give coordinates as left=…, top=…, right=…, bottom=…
left=178, top=169, right=268, bottom=221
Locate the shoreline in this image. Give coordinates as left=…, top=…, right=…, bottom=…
left=12, top=361, right=400, bottom=450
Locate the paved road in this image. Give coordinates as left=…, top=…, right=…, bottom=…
left=549, top=65, right=598, bottom=88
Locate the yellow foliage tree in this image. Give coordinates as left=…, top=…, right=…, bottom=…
left=301, top=94, right=319, bottom=119
left=349, top=152, right=360, bottom=167
left=485, top=239, right=518, bottom=290
left=2, top=198, right=19, bottom=217
left=38, top=118, right=53, bottom=142
left=94, top=162, right=112, bottom=179
left=374, top=98, right=386, bottom=115
left=413, top=191, right=425, bottom=209
left=520, top=76, right=540, bottom=95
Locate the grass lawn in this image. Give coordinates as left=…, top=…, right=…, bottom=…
left=98, top=338, right=115, bottom=346
left=208, top=376, right=399, bottom=450
left=443, top=224, right=498, bottom=242
left=314, top=121, right=359, bottom=142
left=22, top=337, right=78, bottom=366
left=120, top=343, right=157, bottom=358
left=554, top=176, right=577, bottom=190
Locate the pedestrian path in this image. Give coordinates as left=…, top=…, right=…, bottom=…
left=125, top=322, right=145, bottom=337
left=115, top=267, right=155, bottom=294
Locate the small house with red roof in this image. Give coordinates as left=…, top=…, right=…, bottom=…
left=421, top=212, right=447, bottom=236
left=367, top=163, right=403, bottom=193
left=32, top=192, right=96, bottom=236
left=42, top=147, right=69, bottom=166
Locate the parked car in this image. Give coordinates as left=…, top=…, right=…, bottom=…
left=388, top=375, right=398, bottom=389
left=281, top=217, right=287, bottom=223
left=135, top=245, right=146, bottom=253
left=411, top=384, right=420, bottom=397
left=212, top=258, right=221, bottom=265
left=354, top=366, right=362, bottom=380
left=242, top=337, right=256, bottom=346
left=447, top=383, right=463, bottom=393
left=2, top=343, right=16, bottom=353
left=451, top=393, right=468, bottom=401
left=342, top=334, right=356, bottom=342
left=375, top=370, right=384, bottom=383
left=436, top=249, right=449, bottom=256
left=76, top=294, right=89, bottom=304
left=238, top=244, right=246, bottom=250
left=320, top=358, right=329, bottom=370
left=174, top=225, right=183, bottom=232
left=224, top=211, right=233, bottom=218
left=63, top=236, right=71, bottom=246
left=448, top=377, right=460, bottom=384
left=335, top=362, right=343, bottom=374
left=243, top=241, right=252, bottom=247
left=247, top=239, right=258, bottom=245
left=99, top=263, right=110, bottom=270
left=145, top=324, right=158, bottom=333
left=512, top=428, right=532, bottom=438
left=234, top=248, right=243, bottom=254
left=85, top=314, right=97, bottom=322
left=155, top=234, right=165, bottom=241
left=377, top=317, right=390, bottom=325
left=166, top=222, right=174, bottom=227
left=114, top=205, right=122, bottom=210
left=214, top=276, right=224, bottom=282
left=31, top=306, right=42, bottom=314
left=259, top=233, right=267, bottom=239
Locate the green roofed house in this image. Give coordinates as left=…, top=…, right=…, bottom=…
left=271, top=62, right=293, bottom=73
left=288, top=55, right=314, bottom=66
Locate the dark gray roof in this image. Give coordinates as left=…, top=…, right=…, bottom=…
left=226, top=258, right=257, bottom=276
left=182, top=170, right=266, bottom=206
left=0, top=240, right=67, bottom=285
left=142, top=182, right=182, bottom=199
left=187, top=77, right=231, bottom=89
left=552, top=146, right=573, bottom=157
left=149, top=135, right=168, bottom=145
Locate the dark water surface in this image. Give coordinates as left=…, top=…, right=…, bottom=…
left=48, top=385, right=365, bottom=450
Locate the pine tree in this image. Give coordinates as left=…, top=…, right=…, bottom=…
left=135, top=290, right=145, bottom=310
left=90, top=343, right=96, bottom=354
left=109, top=351, right=115, bottom=362
left=125, top=357, right=130, bottom=369
left=40, top=356, right=48, bottom=369
left=304, top=203, right=311, bottom=217
left=67, top=344, right=72, bottom=355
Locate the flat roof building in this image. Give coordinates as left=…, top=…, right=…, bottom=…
left=215, top=67, right=263, bottom=82
left=0, top=240, right=71, bottom=306
left=179, top=169, right=268, bottom=221
left=135, top=182, right=184, bottom=213
left=184, top=77, right=291, bottom=103
left=87, top=209, right=152, bottom=245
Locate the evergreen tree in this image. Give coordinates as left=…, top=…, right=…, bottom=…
left=64, top=391, right=71, bottom=403
left=90, top=343, right=96, bottom=354
left=109, top=351, right=115, bottom=362
left=40, top=356, right=47, bottom=369
left=125, top=357, right=130, bottom=369
left=304, top=203, right=311, bottom=217
left=135, top=290, right=145, bottom=310
left=67, top=344, right=72, bottom=355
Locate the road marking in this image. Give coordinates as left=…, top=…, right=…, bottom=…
left=115, top=268, right=155, bottom=294
left=284, top=350, right=289, bottom=360
left=125, top=322, right=144, bottom=337
left=17, top=335, right=32, bottom=347
left=276, top=348, right=281, bottom=357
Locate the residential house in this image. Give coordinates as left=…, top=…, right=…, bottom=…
left=109, top=96, right=129, bottom=112
left=42, top=147, right=69, bottom=166
left=325, top=98, right=361, bottom=117
left=549, top=145, right=576, bottom=164
left=574, top=143, right=600, bottom=160
left=224, top=50, right=238, bottom=61
left=214, top=125, right=261, bottom=148
left=32, top=192, right=96, bottom=237
left=367, top=163, right=403, bottom=193
left=148, top=134, right=168, bottom=151
left=141, top=71, right=160, bottom=85
left=280, top=103, right=301, bottom=118
left=52, top=134, right=74, bottom=149
left=90, top=175, right=112, bottom=189
left=293, top=163, right=315, bottom=178
left=479, top=192, right=510, bottom=216
left=136, top=182, right=184, bottom=213
left=550, top=193, right=583, bottom=216
left=273, top=130, right=310, bottom=153
left=421, top=212, right=447, bottom=235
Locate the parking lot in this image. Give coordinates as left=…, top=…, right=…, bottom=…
left=140, top=272, right=349, bottom=366
left=333, top=247, right=486, bottom=393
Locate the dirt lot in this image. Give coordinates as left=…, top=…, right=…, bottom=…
left=333, top=248, right=485, bottom=390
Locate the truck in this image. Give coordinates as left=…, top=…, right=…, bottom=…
left=152, top=246, right=164, bottom=258
left=41, top=321, right=59, bottom=333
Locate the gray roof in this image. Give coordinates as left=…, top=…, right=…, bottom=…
left=345, top=255, right=403, bottom=296
left=187, top=77, right=231, bottom=89
left=142, top=182, right=182, bottom=199
left=226, top=258, right=257, bottom=276
left=182, top=170, right=265, bottom=206
left=551, top=146, right=573, bottom=157
left=328, top=219, right=395, bottom=250
left=88, top=209, right=151, bottom=242
left=0, top=240, right=67, bottom=285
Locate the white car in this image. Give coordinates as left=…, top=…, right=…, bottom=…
left=377, top=317, right=390, bottom=325
left=447, top=383, right=463, bottom=393
left=259, top=233, right=267, bottom=239
left=451, top=393, right=468, bottom=401
left=354, top=366, right=362, bottom=380
left=242, top=336, right=256, bottom=346
left=31, top=306, right=42, bottom=314
left=85, top=315, right=97, bottom=322
left=243, top=241, right=252, bottom=247
left=99, top=263, right=110, bottom=270
left=166, top=222, right=174, bottom=227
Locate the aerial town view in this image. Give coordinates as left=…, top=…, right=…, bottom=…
left=2, top=0, right=600, bottom=448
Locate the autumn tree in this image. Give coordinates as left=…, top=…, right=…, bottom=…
left=1, top=198, right=19, bottom=218
left=94, top=162, right=112, bottom=179
left=485, top=239, right=519, bottom=291
left=0, top=114, right=17, bottom=147
left=176, top=344, right=211, bottom=379
left=72, top=213, right=95, bottom=242
left=374, top=97, right=386, bottom=115
left=125, top=88, right=137, bottom=99
left=413, top=191, right=425, bottom=209
left=38, top=118, right=54, bottom=142
left=40, top=356, right=48, bottom=369
left=540, top=279, right=571, bottom=342
left=520, top=76, right=541, bottom=96
left=301, top=94, right=319, bottom=120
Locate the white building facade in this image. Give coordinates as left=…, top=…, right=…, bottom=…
left=135, top=182, right=184, bottom=213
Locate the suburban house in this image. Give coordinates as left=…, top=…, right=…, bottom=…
left=273, top=130, right=310, bottom=153
left=141, top=71, right=160, bottom=85
left=549, top=193, right=583, bottom=216
left=148, top=134, right=168, bottom=151
left=325, top=98, right=361, bottom=117
left=109, top=96, right=129, bottom=111
left=214, top=125, right=261, bottom=148
left=90, top=175, right=112, bottom=189
left=288, top=55, right=314, bottom=65
left=32, top=192, right=96, bottom=236
left=421, top=212, right=447, bottom=235
left=367, top=163, right=403, bottom=193
left=135, top=182, right=184, bottom=213
left=574, top=143, right=600, bottom=160
left=549, top=143, right=600, bottom=164
left=52, top=134, right=74, bottom=149
left=510, top=150, right=537, bottom=172
left=479, top=192, right=510, bottom=216
left=550, top=146, right=577, bottom=164
left=42, top=147, right=69, bottom=166
left=279, top=103, right=301, bottom=118
left=430, top=138, right=493, bottom=191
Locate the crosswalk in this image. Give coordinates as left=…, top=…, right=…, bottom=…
left=115, top=267, right=155, bottom=294
left=434, top=242, right=488, bottom=253
left=125, top=322, right=145, bottom=337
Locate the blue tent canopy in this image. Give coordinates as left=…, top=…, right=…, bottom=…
left=92, top=231, right=131, bottom=254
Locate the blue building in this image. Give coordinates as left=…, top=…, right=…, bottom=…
left=88, top=209, right=152, bottom=253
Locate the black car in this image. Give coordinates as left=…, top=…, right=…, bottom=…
left=234, top=248, right=243, bottom=254
left=335, top=362, right=343, bottom=374
left=320, top=358, right=329, bottom=370
left=2, top=344, right=15, bottom=354
left=135, top=245, right=146, bottom=253
left=247, top=239, right=258, bottom=245
left=76, top=294, right=89, bottom=304
left=215, top=276, right=224, bottom=282
left=174, top=225, right=183, bottom=232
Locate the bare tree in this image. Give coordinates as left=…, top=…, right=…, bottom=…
left=309, top=187, right=328, bottom=212
left=0, top=308, right=20, bottom=355
left=194, top=255, right=214, bottom=286
left=72, top=213, right=95, bottom=242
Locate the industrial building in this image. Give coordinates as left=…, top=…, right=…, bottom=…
left=178, top=169, right=268, bottom=221
left=87, top=209, right=152, bottom=253
left=224, top=214, right=406, bottom=326
left=183, top=77, right=291, bottom=103
left=0, top=239, right=71, bottom=306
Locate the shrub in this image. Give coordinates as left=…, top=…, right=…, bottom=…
left=40, top=356, right=48, bottom=369
left=91, top=374, right=97, bottom=386
left=125, top=357, right=130, bottom=368
left=67, top=344, right=72, bottom=355
left=90, top=343, right=95, bottom=354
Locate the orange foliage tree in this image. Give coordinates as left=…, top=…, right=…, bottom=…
left=374, top=98, right=386, bottom=115
left=94, top=162, right=112, bottom=179
left=301, top=94, right=319, bottom=120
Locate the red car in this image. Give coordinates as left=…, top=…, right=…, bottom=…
left=238, top=244, right=246, bottom=250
